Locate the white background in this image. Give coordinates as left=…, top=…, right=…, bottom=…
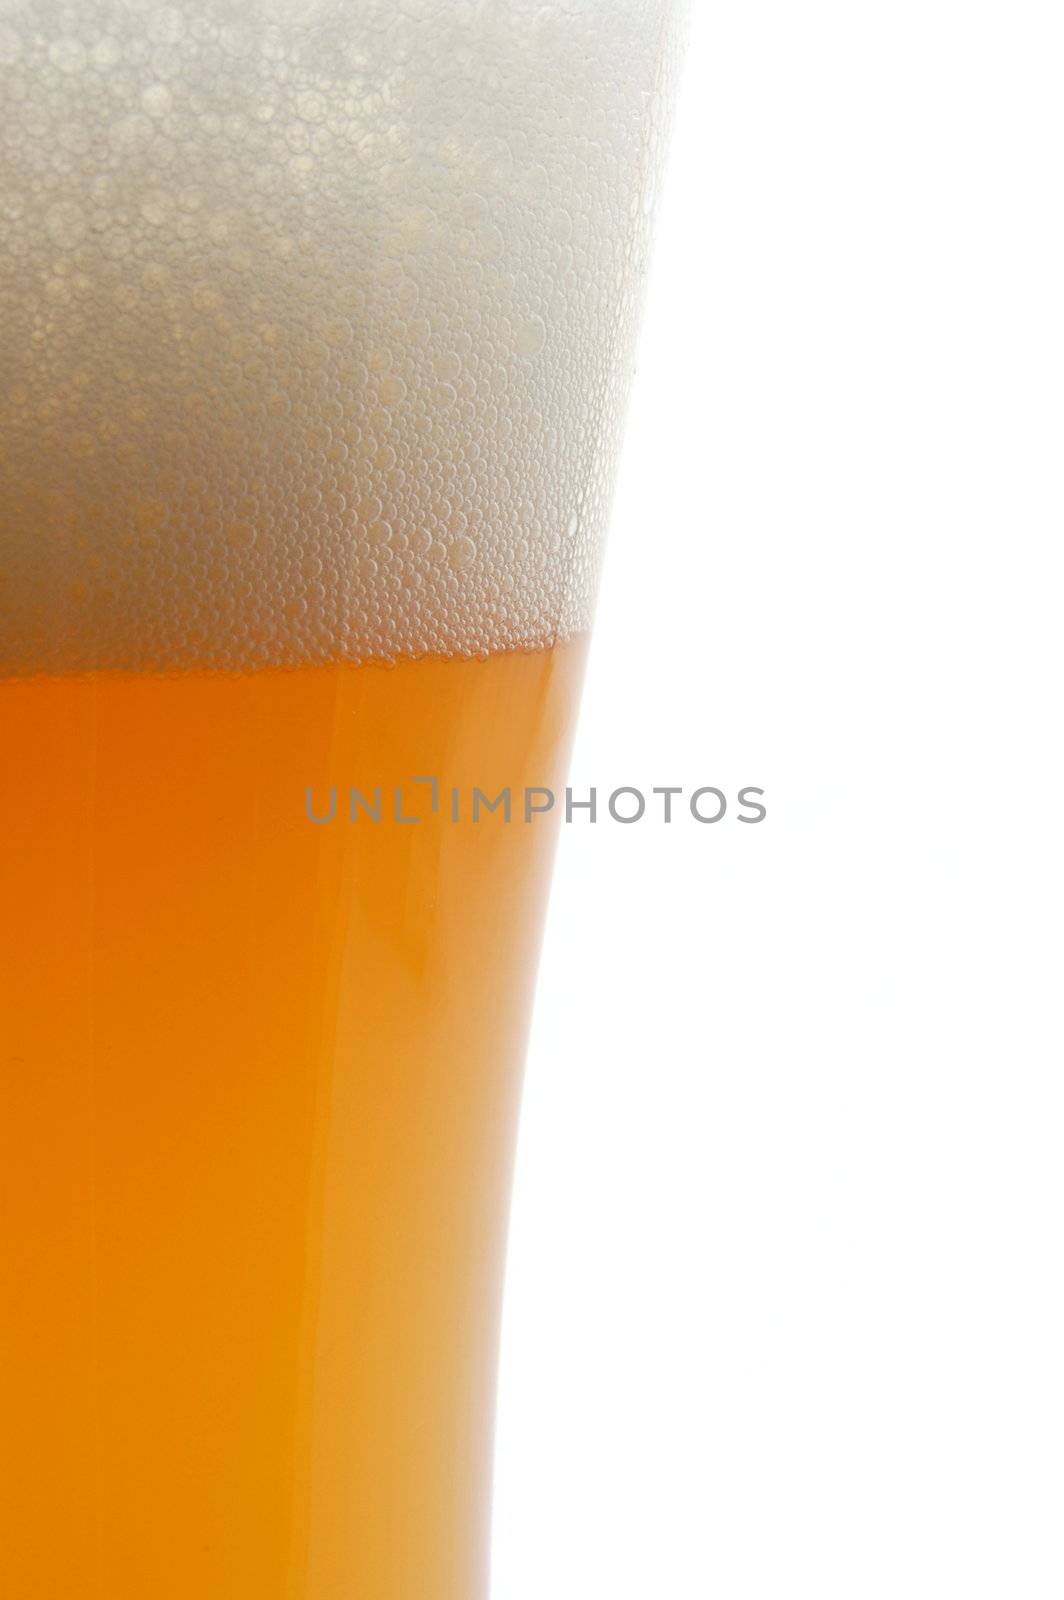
left=495, top=3, right=1064, bottom=1596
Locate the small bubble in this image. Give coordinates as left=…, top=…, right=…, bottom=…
left=469, top=135, right=513, bottom=185
left=476, top=223, right=505, bottom=260
left=102, top=229, right=133, bottom=261
left=434, top=351, right=462, bottom=382
left=550, top=207, right=574, bottom=243
left=49, top=38, right=87, bottom=74
left=45, top=201, right=87, bottom=249
left=296, top=89, right=327, bottom=123
left=322, top=318, right=353, bottom=348
left=394, top=277, right=420, bottom=314
left=448, top=536, right=476, bottom=570
left=91, top=37, right=122, bottom=68
left=191, top=282, right=223, bottom=312
left=220, top=24, right=253, bottom=56
left=111, top=114, right=154, bottom=149
left=226, top=521, right=256, bottom=549
left=458, top=190, right=488, bottom=224
left=148, top=7, right=186, bottom=45
left=378, top=375, right=407, bottom=406
left=133, top=499, right=168, bottom=534
left=515, top=316, right=547, bottom=357
left=140, top=191, right=174, bottom=226
left=142, top=84, right=173, bottom=118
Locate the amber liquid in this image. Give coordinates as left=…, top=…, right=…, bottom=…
left=0, top=642, right=585, bottom=1598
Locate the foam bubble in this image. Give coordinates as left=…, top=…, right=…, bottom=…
left=0, top=0, right=687, bottom=675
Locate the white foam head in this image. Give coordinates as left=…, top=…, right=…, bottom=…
left=0, top=0, right=686, bottom=673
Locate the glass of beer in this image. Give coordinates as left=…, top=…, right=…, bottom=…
left=0, top=2, right=686, bottom=1595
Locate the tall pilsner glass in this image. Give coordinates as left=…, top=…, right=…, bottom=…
left=0, top=3, right=686, bottom=1594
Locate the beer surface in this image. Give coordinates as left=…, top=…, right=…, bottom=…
left=0, top=0, right=683, bottom=673
left=0, top=641, right=585, bottom=1597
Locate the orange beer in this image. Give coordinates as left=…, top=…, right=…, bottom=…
left=0, top=0, right=685, bottom=1592
left=0, top=645, right=584, bottom=1596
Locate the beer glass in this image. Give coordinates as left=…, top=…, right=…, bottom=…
left=0, top=2, right=686, bottom=1594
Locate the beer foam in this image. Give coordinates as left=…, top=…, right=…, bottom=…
left=0, top=0, right=685, bottom=673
